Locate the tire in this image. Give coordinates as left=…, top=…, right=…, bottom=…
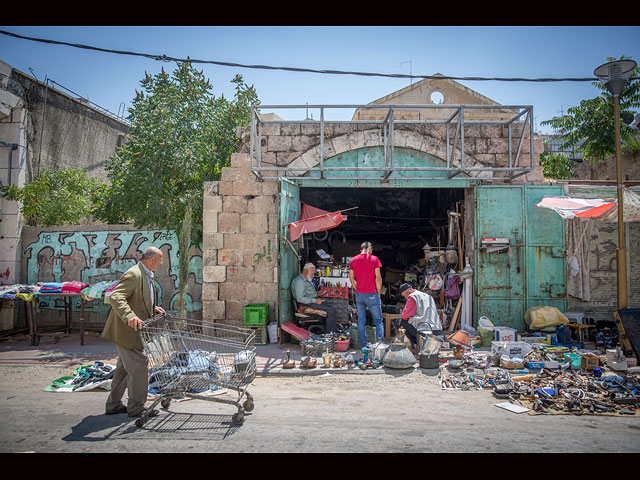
left=243, top=399, right=254, bottom=412
left=135, top=418, right=144, bottom=428
left=161, top=398, right=171, bottom=408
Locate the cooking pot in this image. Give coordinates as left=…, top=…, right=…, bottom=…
left=383, top=328, right=416, bottom=369
left=371, top=342, right=390, bottom=363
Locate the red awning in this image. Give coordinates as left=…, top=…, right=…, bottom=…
left=288, top=203, right=346, bottom=242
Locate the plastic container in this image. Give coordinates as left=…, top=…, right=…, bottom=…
left=564, top=353, right=582, bottom=370
left=334, top=339, right=351, bottom=352
left=243, top=303, right=270, bottom=326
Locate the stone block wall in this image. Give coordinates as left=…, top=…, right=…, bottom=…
left=202, top=153, right=279, bottom=327
left=568, top=221, right=640, bottom=324
left=248, top=120, right=544, bottom=183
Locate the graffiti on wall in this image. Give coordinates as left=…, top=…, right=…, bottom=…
left=23, top=229, right=202, bottom=314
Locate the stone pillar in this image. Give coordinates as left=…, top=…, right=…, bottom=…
left=202, top=153, right=280, bottom=328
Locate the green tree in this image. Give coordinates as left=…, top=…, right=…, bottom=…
left=539, top=151, right=579, bottom=180
left=540, top=56, right=640, bottom=177
left=1, top=167, right=107, bottom=226
left=96, top=62, right=259, bottom=317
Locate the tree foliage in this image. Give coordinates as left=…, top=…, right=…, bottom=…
left=539, top=151, right=579, bottom=180
left=95, top=63, right=259, bottom=246
left=1, top=168, right=107, bottom=226
left=94, top=62, right=259, bottom=316
left=540, top=56, right=640, bottom=172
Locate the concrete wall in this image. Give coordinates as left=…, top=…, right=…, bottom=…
left=18, top=225, right=202, bottom=330
left=7, top=67, right=129, bottom=182
left=1, top=61, right=131, bottom=330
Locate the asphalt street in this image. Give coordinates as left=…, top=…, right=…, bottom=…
left=0, top=333, right=639, bottom=453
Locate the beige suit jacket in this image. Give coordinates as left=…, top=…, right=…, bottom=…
left=102, top=262, right=155, bottom=351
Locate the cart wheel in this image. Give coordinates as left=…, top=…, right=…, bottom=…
left=135, top=418, right=144, bottom=428
left=232, top=411, right=244, bottom=425
left=243, top=399, right=254, bottom=412
left=161, top=398, right=171, bottom=408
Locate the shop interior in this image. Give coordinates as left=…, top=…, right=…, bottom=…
left=295, top=186, right=470, bottom=343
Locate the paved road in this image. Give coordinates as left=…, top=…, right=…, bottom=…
left=1, top=360, right=639, bottom=453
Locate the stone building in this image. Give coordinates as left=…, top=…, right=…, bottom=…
left=202, top=75, right=639, bottom=341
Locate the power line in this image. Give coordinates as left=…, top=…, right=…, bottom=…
left=0, top=29, right=617, bottom=83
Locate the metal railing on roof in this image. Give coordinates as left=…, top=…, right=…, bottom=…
left=249, top=104, right=535, bottom=182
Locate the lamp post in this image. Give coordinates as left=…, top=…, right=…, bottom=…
left=594, top=59, right=637, bottom=310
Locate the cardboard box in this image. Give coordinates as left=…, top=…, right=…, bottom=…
left=581, top=353, right=600, bottom=371
left=494, top=326, right=517, bottom=342
left=491, top=341, right=533, bottom=357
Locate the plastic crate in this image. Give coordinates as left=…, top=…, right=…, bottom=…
left=349, top=326, right=377, bottom=349
left=243, top=303, right=270, bottom=326
left=300, top=338, right=335, bottom=357
left=249, top=325, right=269, bottom=345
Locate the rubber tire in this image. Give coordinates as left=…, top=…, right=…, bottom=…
left=135, top=418, right=144, bottom=428
left=161, top=398, right=171, bottom=408
left=243, top=399, right=254, bottom=412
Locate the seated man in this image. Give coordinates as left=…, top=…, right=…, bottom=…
left=291, top=262, right=338, bottom=333
left=396, top=283, right=442, bottom=348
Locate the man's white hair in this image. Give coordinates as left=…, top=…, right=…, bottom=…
left=303, top=262, right=315, bottom=270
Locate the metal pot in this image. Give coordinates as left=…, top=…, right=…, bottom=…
left=371, top=342, right=390, bottom=363
left=419, top=353, right=440, bottom=369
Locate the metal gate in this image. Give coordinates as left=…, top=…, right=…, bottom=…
left=278, top=178, right=301, bottom=326
left=475, top=185, right=566, bottom=331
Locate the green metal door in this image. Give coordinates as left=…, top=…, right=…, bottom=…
left=475, top=186, right=525, bottom=330
left=278, top=178, right=301, bottom=326
left=524, top=185, right=567, bottom=312
left=475, top=185, right=566, bottom=331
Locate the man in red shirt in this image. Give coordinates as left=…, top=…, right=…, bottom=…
left=348, top=241, right=384, bottom=348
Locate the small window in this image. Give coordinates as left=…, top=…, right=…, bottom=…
left=430, top=91, right=444, bottom=105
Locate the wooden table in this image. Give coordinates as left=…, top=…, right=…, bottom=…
left=382, top=313, right=403, bottom=341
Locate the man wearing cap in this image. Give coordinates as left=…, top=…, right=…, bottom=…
left=397, top=283, right=442, bottom=348
left=291, top=262, right=337, bottom=333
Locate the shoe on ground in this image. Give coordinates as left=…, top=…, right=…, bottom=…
left=105, top=404, right=127, bottom=415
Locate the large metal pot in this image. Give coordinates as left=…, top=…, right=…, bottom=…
left=383, top=328, right=416, bottom=369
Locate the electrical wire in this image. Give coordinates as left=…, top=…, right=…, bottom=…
left=2, top=29, right=631, bottom=84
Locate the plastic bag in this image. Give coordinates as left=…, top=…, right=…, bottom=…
left=444, top=276, right=461, bottom=299
left=524, top=306, right=569, bottom=331
left=478, top=316, right=494, bottom=330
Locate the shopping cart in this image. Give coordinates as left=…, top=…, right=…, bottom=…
left=137, top=313, right=256, bottom=427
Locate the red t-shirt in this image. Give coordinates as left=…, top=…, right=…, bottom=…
left=349, top=253, right=382, bottom=293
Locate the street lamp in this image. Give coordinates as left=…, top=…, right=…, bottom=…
left=594, top=59, right=637, bottom=310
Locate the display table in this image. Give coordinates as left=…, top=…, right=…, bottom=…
left=31, top=293, right=87, bottom=346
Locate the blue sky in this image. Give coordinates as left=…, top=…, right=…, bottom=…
left=1, top=26, right=639, bottom=133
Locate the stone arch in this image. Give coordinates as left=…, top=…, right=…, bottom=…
left=286, top=128, right=490, bottom=177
